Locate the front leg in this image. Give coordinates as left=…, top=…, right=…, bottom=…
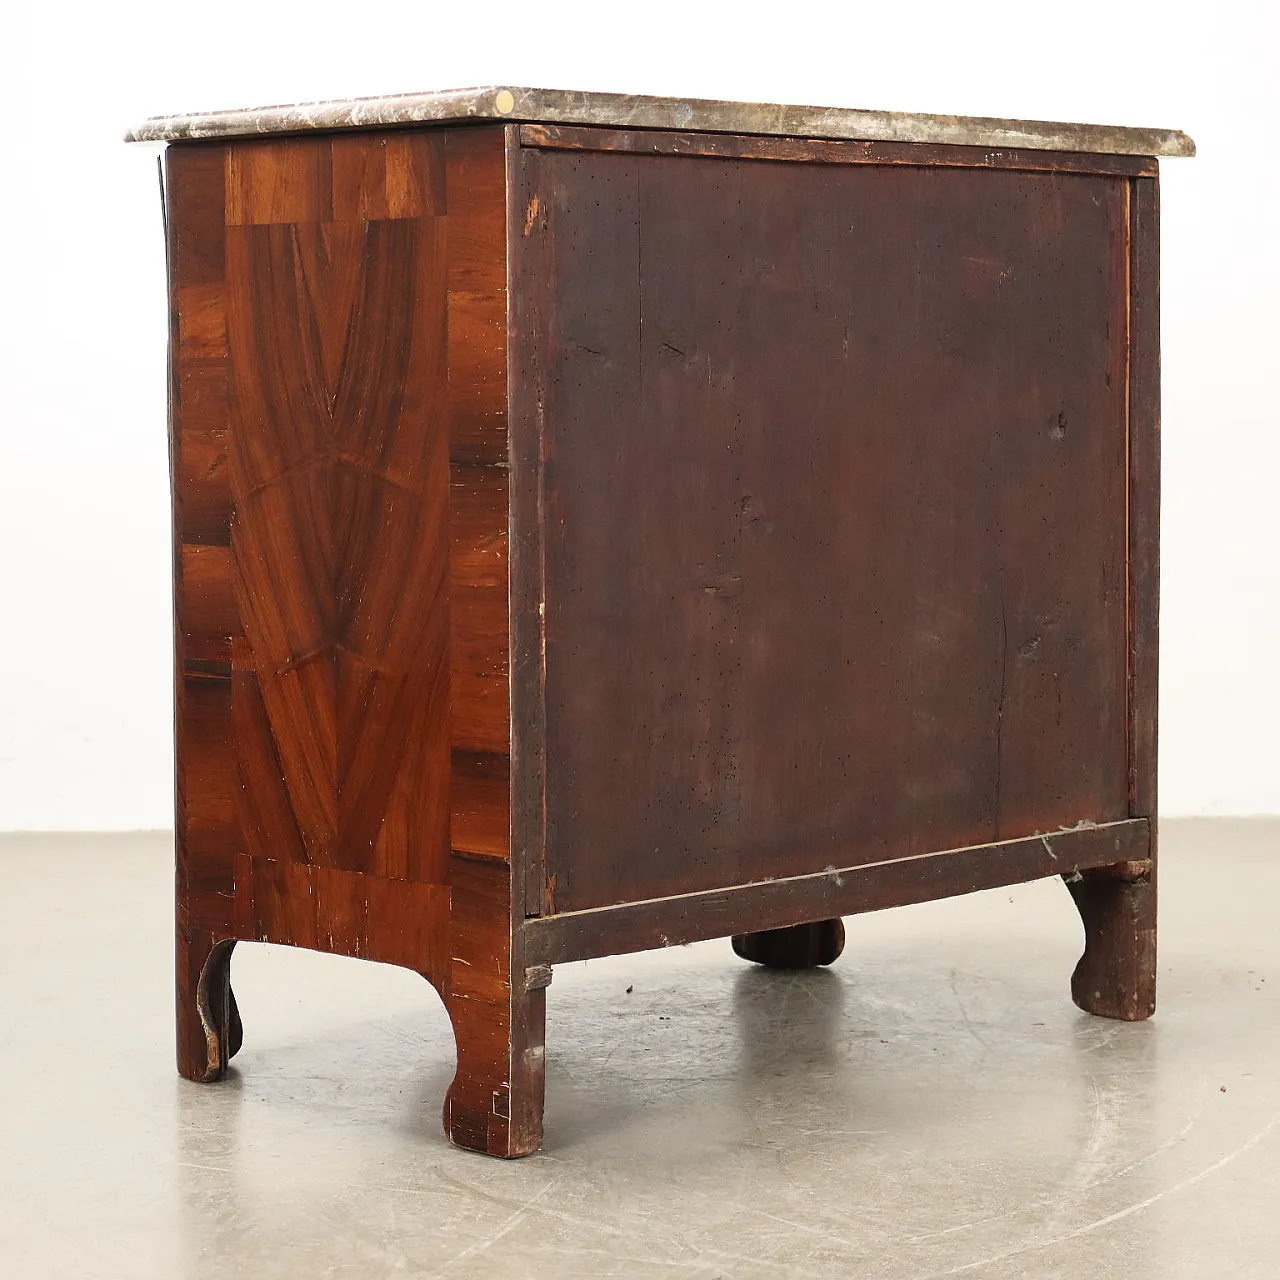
left=442, top=975, right=547, bottom=1159
left=439, top=858, right=547, bottom=1157
left=1064, top=862, right=1156, bottom=1021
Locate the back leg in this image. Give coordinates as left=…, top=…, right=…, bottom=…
left=1064, top=864, right=1156, bottom=1021
left=732, top=919, right=845, bottom=969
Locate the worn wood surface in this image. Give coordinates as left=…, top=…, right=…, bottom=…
left=127, top=85, right=1195, bottom=158
left=519, top=123, right=1159, bottom=177
left=524, top=821, right=1150, bottom=966
left=167, top=125, right=543, bottom=1156
left=522, top=146, right=1132, bottom=915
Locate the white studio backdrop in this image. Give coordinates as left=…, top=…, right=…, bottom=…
left=1, top=1, right=1276, bottom=829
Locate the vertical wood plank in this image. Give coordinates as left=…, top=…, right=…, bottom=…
left=168, top=141, right=243, bottom=1083
left=1128, top=175, right=1161, bottom=822
left=439, top=125, right=543, bottom=1156
left=506, top=142, right=557, bottom=919
left=169, top=142, right=238, bottom=931
left=444, top=124, right=516, bottom=858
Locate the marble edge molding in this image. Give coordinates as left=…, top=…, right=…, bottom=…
left=124, top=85, right=1196, bottom=158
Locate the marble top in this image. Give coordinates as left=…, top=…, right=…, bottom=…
left=126, top=86, right=1194, bottom=157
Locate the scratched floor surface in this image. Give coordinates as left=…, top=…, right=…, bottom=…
left=1, top=820, right=1277, bottom=1279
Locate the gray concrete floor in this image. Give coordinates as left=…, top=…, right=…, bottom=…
left=1, top=821, right=1277, bottom=1278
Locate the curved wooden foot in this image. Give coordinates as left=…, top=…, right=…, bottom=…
left=178, top=932, right=240, bottom=1081
left=434, top=858, right=546, bottom=1158
left=732, top=918, right=845, bottom=969
left=440, top=977, right=546, bottom=1159
left=1064, top=864, right=1156, bottom=1021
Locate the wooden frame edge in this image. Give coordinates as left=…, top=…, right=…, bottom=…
left=518, top=123, right=1159, bottom=178
left=505, top=125, right=551, bottom=919
left=1127, top=174, right=1161, bottom=822
left=523, top=819, right=1150, bottom=965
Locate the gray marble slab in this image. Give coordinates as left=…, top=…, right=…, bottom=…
left=125, top=85, right=1194, bottom=157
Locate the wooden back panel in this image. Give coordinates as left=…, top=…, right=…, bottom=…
left=517, top=142, right=1133, bottom=914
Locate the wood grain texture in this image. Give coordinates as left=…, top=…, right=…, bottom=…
left=522, top=147, right=1133, bottom=915
left=226, top=203, right=452, bottom=882
left=1128, top=176, right=1161, bottom=823
left=169, top=142, right=239, bottom=1082
left=167, top=125, right=540, bottom=1154
left=519, top=123, right=1160, bottom=178
left=507, top=134, right=551, bottom=919
left=524, top=821, right=1150, bottom=966
left=1059, top=172, right=1161, bottom=1026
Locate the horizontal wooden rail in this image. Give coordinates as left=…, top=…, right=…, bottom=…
left=518, top=124, right=1159, bottom=178
left=523, top=819, right=1150, bottom=966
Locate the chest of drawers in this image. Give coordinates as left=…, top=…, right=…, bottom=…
left=130, top=87, right=1192, bottom=1156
